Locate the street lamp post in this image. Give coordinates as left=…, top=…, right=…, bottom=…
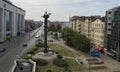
left=43, top=12, right=51, bottom=53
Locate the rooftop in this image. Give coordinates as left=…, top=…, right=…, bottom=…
left=11, top=59, right=36, bottom=72
left=70, top=16, right=105, bottom=22
left=2, top=0, right=25, bottom=12
left=14, top=61, right=33, bottom=72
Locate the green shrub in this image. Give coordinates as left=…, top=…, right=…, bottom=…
left=47, top=70, right=52, bottom=72
left=91, top=66, right=107, bottom=70
left=23, top=56, right=32, bottom=59
left=36, top=42, right=44, bottom=48
left=33, top=59, right=47, bottom=66
left=55, top=51, right=59, bottom=54
left=53, top=58, right=68, bottom=67
left=57, top=55, right=63, bottom=59
left=27, top=47, right=39, bottom=55
left=33, top=47, right=38, bottom=51
left=27, top=51, right=35, bottom=55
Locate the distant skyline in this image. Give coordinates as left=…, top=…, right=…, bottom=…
left=11, top=0, right=120, bottom=21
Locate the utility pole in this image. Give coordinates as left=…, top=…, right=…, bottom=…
left=43, top=12, right=51, bottom=53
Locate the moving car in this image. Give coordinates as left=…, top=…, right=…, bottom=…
left=35, top=35, right=40, bottom=38
left=0, top=48, right=6, bottom=52
left=23, top=43, right=27, bottom=47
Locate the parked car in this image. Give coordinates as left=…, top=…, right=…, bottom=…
left=36, top=38, right=41, bottom=42
left=79, top=60, right=83, bottom=64
left=94, top=61, right=104, bottom=64
left=35, top=35, right=40, bottom=38
left=48, top=40, right=53, bottom=42
left=0, top=48, right=6, bottom=52
left=23, top=43, right=27, bottom=47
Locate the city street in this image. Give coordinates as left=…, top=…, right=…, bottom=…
left=0, top=28, right=41, bottom=72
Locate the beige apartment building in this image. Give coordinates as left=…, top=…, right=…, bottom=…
left=82, top=18, right=92, bottom=38
left=70, top=16, right=87, bottom=33
left=91, top=18, right=105, bottom=48
left=70, top=16, right=82, bottom=33
left=70, top=16, right=105, bottom=50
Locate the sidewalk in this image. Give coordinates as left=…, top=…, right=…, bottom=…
left=0, top=29, right=39, bottom=49
left=0, top=33, right=28, bottom=49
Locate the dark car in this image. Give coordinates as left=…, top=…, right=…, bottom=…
left=36, top=38, right=41, bottom=42
left=23, top=43, right=27, bottom=47
left=0, top=48, right=6, bottom=52
left=79, top=60, right=83, bottom=64
left=48, top=40, right=53, bottom=42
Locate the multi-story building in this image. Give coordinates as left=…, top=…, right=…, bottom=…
left=70, top=16, right=87, bottom=33
left=70, top=16, right=105, bottom=50
left=82, top=17, right=92, bottom=38
left=0, top=0, right=25, bottom=42
left=105, top=6, right=120, bottom=60
left=91, top=18, right=105, bottom=49
left=70, top=16, right=80, bottom=32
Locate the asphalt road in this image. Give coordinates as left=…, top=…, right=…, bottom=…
left=0, top=28, right=41, bottom=72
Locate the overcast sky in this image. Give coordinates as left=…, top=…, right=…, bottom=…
left=11, top=0, right=120, bottom=21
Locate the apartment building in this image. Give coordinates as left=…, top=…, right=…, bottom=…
left=82, top=17, right=92, bottom=38
left=0, top=0, right=25, bottom=42
left=91, top=18, right=105, bottom=49
left=70, top=16, right=105, bottom=50
left=70, top=16, right=80, bottom=32
left=70, top=16, right=87, bottom=34
left=105, top=6, right=120, bottom=60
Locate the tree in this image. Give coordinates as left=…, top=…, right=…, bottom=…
left=56, top=24, right=61, bottom=32
left=61, top=27, right=90, bottom=53
left=48, top=24, right=56, bottom=32
left=48, top=24, right=61, bottom=32
left=53, top=58, right=68, bottom=67
left=33, top=59, right=48, bottom=66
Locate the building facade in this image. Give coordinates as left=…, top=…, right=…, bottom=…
left=82, top=18, right=92, bottom=38
left=91, top=18, right=105, bottom=48
left=0, top=0, right=25, bottom=42
left=70, top=16, right=84, bottom=35
left=105, top=6, right=120, bottom=60
left=70, top=16, right=105, bottom=50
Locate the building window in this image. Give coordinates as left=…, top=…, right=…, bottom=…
left=21, top=15, right=24, bottom=32
left=16, top=14, right=20, bottom=34
left=4, top=10, right=12, bottom=32
left=108, top=17, right=111, bottom=20
left=108, top=29, right=111, bottom=31
left=102, top=25, right=104, bottom=28
left=108, top=12, right=112, bottom=14
left=108, top=23, right=111, bottom=25
left=4, top=4, right=6, bottom=7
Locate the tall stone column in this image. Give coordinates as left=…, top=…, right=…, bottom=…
left=43, top=12, right=50, bottom=53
